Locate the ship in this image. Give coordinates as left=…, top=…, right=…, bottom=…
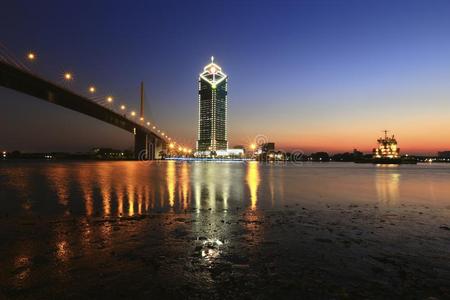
left=356, top=130, right=417, bottom=164
left=373, top=130, right=400, bottom=162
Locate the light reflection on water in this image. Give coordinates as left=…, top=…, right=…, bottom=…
left=166, top=160, right=176, bottom=207
left=1, top=161, right=450, bottom=291
left=375, top=173, right=400, bottom=204
left=1, top=161, right=450, bottom=217
left=247, top=161, right=260, bottom=210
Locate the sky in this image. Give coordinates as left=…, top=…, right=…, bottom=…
left=1, top=0, right=450, bottom=155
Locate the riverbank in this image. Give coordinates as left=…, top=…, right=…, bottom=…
left=1, top=203, right=449, bottom=299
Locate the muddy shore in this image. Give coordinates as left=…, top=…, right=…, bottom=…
left=1, top=203, right=450, bottom=299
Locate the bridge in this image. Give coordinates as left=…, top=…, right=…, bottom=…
left=0, top=58, right=177, bottom=160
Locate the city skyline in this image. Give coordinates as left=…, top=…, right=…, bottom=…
left=1, top=0, right=450, bottom=155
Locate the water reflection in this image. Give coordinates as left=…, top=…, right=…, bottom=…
left=1, top=161, right=450, bottom=218
left=97, top=165, right=112, bottom=216
left=180, top=162, right=189, bottom=209
left=48, top=166, right=70, bottom=209
left=206, top=165, right=217, bottom=209
left=3, top=161, right=450, bottom=297
left=201, top=238, right=223, bottom=263
left=5, top=167, right=34, bottom=212
left=246, top=162, right=260, bottom=210
left=116, top=186, right=124, bottom=216
left=221, top=165, right=230, bottom=210
left=77, top=166, right=94, bottom=216
left=56, top=240, right=70, bottom=262
left=13, top=254, right=31, bottom=284
left=375, top=171, right=400, bottom=204
left=166, top=160, right=176, bottom=207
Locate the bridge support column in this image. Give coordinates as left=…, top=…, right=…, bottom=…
left=135, top=130, right=166, bottom=160
left=134, top=130, right=148, bottom=160
left=155, top=139, right=163, bottom=159
left=148, top=136, right=156, bottom=160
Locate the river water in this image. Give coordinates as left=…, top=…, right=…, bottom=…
left=1, top=160, right=450, bottom=217
left=2, top=160, right=450, bottom=298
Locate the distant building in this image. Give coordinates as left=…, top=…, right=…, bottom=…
left=331, top=149, right=364, bottom=162
left=226, top=148, right=245, bottom=158
left=232, top=145, right=245, bottom=152
left=91, top=148, right=127, bottom=160
left=196, top=56, right=228, bottom=152
left=311, top=152, right=330, bottom=161
left=257, top=142, right=276, bottom=161
left=438, top=151, right=450, bottom=158
left=260, top=143, right=275, bottom=153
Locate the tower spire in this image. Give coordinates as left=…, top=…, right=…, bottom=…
left=140, top=81, right=144, bottom=119
left=211, top=56, right=214, bottom=63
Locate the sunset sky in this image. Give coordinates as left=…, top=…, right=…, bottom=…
left=1, top=0, right=450, bottom=155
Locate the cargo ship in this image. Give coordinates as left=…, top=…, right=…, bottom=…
left=356, top=130, right=417, bottom=164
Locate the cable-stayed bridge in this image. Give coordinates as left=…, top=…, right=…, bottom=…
left=0, top=47, right=181, bottom=159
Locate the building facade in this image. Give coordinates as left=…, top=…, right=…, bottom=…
left=197, top=57, right=228, bottom=152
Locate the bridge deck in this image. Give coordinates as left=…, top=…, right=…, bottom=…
left=0, top=60, right=163, bottom=141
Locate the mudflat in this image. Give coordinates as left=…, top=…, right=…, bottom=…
left=1, top=203, right=449, bottom=299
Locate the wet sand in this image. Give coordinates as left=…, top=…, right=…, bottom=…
left=1, top=203, right=450, bottom=299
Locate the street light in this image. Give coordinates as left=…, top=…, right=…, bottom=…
left=64, top=72, right=73, bottom=80
left=146, top=122, right=150, bottom=126
left=88, top=86, right=96, bottom=93
left=106, top=96, right=113, bottom=103
left=131, top=111, right=136, bottom=117
left=27, top=52, right=36, bottom=60
left=120, top=105, right=126, bottom=110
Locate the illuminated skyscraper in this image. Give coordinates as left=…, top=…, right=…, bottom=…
left=197, top=56, right=228, bottom=152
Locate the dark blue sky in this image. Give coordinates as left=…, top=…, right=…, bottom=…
left=1, top=0, right=450, bottom=154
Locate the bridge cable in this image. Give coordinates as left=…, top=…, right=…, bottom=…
left=0, top=42, right=30, bottom=72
